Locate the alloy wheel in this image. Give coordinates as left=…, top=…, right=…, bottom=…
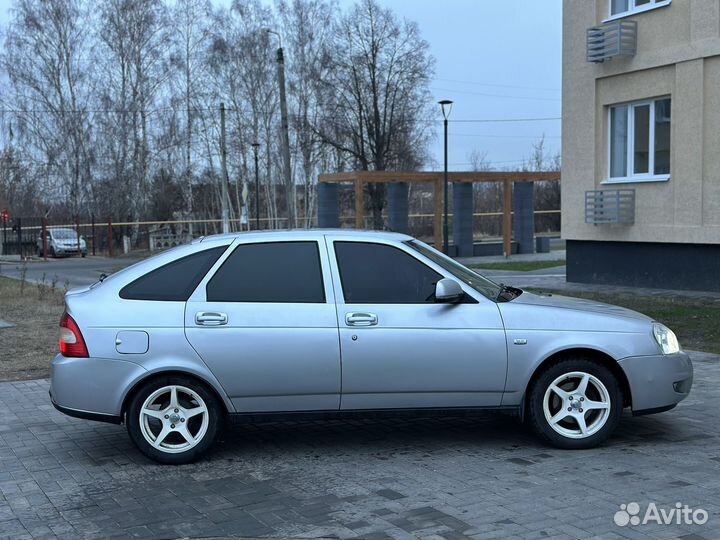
left=139, top=385, right=209, bottom=453
left=542, top=371, right=611, bottom=439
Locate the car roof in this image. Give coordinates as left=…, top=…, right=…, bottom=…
left=196, top=228, right=413, bottom=243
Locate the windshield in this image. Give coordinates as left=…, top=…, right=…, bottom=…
left=405, top=239, right=503, bottom=300
left=51, top=229, right=77, bottom=239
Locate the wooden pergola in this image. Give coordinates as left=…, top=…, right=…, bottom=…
left=318, top=170, right=561, bottom=255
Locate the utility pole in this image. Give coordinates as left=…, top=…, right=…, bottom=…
left=219, top=102, right=231, bottom=234
left=252, top=142, right=261, bottom=230
left=267, top=29, right=296, bottom=229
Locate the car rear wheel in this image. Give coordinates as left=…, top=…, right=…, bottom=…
left=126, top=376, right=222, bottom=464
left=528, top=358, right=623, bottom=449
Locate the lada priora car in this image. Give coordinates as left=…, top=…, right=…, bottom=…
left=50, top=230, right=692, bottom=464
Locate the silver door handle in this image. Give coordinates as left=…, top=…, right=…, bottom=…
left=195, top=312, right=228, bottom=326
left=345, top=312, right=378, bottom=326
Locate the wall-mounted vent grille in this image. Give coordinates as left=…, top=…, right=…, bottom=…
left=585, top=189, right=635, bottom=224
left=586, top=20, right=637, bottom=63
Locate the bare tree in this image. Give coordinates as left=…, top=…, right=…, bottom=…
left=468, top=149, right=492, bottom=172
left=96, top=0, right=171, bottom=223
left=207, top=0, right=279, bottom=229
left=522, top=135, right=561, bottom=233
left=522, top=134, right=561, bottom=173
left=170, top=0, right=211, bottom=214
left=0, top=0, right=94, bottom=216
left=317, top=0, right=435, bottom=228
left=0, top=148, right=41, bottom=217
left=278, top=0, right=337, bottom=227
left=0, top=0, right=440, bottom=230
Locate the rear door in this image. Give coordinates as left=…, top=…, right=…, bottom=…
left=185, top=236, right=341, bottom=412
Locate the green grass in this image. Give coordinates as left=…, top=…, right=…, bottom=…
left=532, top=289, right=720, bottom=354
left=469, top=260, right=565, bottom=272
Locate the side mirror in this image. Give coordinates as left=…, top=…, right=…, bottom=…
left=435, top=278, right=464, bottom=303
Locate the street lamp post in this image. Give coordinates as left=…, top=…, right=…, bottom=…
left=439, top=99, right=453, bottom=255
left=251, top=142, right=261, bottom=230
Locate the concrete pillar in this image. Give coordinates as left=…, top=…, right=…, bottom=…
left=513, top=181, right=535, bottom=254
left=453, top=182, right=474, bottom=257
left=317, top=183, right=340, bottom=228
left=387, top=182, right=409, bottom=233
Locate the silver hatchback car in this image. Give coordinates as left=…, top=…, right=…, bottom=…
left=37, top=228, right=88, bottom=258
left=50, top=230, right=693, bottom=464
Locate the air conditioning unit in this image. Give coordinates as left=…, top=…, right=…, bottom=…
left=587, top=20, right=637, bottom=63
left=585, top=189, right=635, bottom=224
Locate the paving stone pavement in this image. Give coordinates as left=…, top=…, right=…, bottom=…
left=0, top=352, right=719, bottom=540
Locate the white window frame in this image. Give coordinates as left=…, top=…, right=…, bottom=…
left=604, top=0, right=671, bottom=22
left=603, top=97, right=671, bottom=185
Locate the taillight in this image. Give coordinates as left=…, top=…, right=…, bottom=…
left=59, top=312, right=89, bottom=358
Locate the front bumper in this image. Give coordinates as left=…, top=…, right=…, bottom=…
left=50, top=354, right=148, bottom=423
left=618, top=351, right=693, bottom=415
left=53, top=246, right=87, bottom=255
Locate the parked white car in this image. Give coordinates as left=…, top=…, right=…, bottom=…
left=37, top=228, right=87, bottom=257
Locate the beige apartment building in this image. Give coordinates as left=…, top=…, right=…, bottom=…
left=562, top=0, right=720, bottom=290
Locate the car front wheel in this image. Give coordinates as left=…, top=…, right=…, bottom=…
left=126, top=376, right=222, bottom=464
left=528, top=358, right=623, bottom=449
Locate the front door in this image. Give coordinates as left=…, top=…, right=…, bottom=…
left=326, top=237, right=507, bottom=410
left=185, top=238, right=341, bottom=412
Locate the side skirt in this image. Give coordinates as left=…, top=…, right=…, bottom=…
left=227, top=406, right=521, bottom=425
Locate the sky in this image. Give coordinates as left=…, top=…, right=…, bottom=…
left=0, top=0, right=562, bottom=172
left=368, top=0, right=563, bottom=170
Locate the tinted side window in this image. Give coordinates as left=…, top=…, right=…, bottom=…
left=334, top=242, right=442, bottom=304
left=206, top=241, right=325, bottom=303
left=120, top=246, right=227, bottom=301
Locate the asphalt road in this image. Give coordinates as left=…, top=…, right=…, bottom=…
left=0, top=256, right=139, bottom=289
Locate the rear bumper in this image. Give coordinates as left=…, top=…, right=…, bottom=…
left=50, top=395, right=121, bottom=424
left=50, top=354, right=147, bottom=421
left=618, top=351, right=693, bottom=415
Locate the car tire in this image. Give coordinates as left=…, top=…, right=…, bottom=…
left=527, top=358, right=623, bottom=449
left=126, top=375, right=223, bottom=464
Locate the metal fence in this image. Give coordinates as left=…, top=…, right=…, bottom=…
left=0, top=208, right=560, bottom=259
left=0, top=216, right=303, bottom=258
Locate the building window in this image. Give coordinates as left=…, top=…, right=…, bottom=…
left=609, top=0, right=671, bottom=18
left=608, top=97, right=670, bottom=182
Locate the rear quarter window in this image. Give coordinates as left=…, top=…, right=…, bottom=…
left=120, top=246, right=227, bottom=301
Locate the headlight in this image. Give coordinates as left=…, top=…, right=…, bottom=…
left=652, top=322, right=680, bottom=355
